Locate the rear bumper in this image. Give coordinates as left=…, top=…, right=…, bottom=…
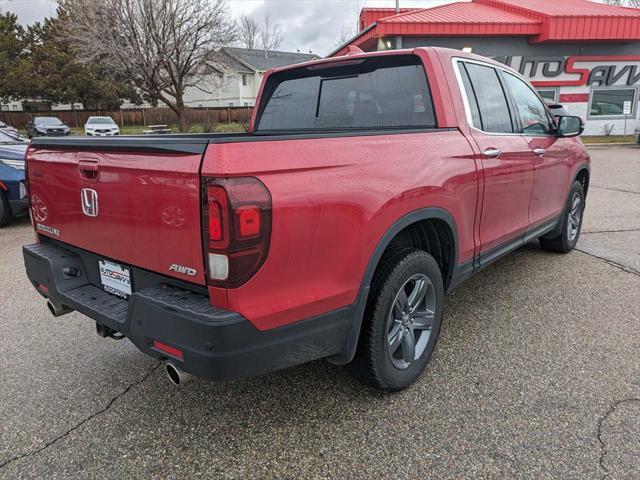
left=23, top=242, right=351, bottom=382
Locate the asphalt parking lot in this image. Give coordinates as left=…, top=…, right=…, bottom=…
left=1, top=146, right=638, bottom=479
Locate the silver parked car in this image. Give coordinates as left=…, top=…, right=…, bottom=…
left=0, top=121, right=20, bottom=139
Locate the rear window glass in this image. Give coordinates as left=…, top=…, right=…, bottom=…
left=256, top=55, right=436, bottom=131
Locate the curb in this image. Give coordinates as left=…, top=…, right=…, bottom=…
left=584, top=143, right=639, bottom=149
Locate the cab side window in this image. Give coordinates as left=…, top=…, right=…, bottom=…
left=503, top=72, right=554, bottom=135
left=460, top=62, right=514, bottom=134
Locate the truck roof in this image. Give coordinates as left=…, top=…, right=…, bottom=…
left=265, top=46, right=508, bottom=76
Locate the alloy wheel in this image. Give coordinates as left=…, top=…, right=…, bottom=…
left=386, top=273, right=436, bottom=370
left=567, top=192, right=582, bottom=241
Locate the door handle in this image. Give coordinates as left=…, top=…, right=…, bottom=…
left=533, top=147, right=545, bottom=157
left=78, top=160, right=99, bottom=181
left=483, top=148, right=502, bottom=158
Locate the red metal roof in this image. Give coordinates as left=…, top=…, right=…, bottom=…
left=381, top=2, right=539, bottom=24
left=331, top=0, right=640, bottom=57
left=477, top=0, right=640, bottom=41
left=375, top=2, right=540, bottom=36
left=358, top=7, right=416, bottom=31
left=479, top=0, right=640, bottom=17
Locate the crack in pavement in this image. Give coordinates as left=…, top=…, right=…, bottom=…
left=596, top=397, right=640, bottom=479
left=575, top=249, right=640, bottom=277
left=582, top=228, right=640, bottom=235
left=590, top=185, right=639, bottom=196
left=0, top=361, right=161, bottom=471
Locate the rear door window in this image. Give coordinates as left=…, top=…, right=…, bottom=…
left=459, top=62, right=514, bottom=134
left=256, top=55, right=436, bottom=131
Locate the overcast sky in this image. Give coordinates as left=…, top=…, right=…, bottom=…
left=0, top=0, right=454, bottom=56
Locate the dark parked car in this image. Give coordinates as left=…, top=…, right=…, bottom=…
left=0, top=130, right=29, bottom=226
left=0, top=120, right=20, bottom=139
left=26, top=116, right=71, bottom=138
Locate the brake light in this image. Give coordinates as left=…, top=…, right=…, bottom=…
left=236, top=206, right=261, bottom=238
left=202, top=177, right=271, bottom=287
left=207, top=185, right=227, bottom=245
left=209, top=202, right=222, bottom=240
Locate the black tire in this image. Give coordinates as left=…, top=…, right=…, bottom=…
left=0, top=192, right=12, bottom=227
left=540, top=180, right=585, bottom=253
left=349, top=247, right=444, bottom=391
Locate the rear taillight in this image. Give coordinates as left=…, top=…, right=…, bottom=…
left=202, top=177, right=272, bottom=287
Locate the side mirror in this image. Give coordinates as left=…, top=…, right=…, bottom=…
left=556, top=115, right=584, bottom=138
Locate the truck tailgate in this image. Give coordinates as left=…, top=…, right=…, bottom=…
left=27, top=139, right=208, bottom=285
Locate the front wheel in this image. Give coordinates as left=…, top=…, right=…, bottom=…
left=349, top=247, right=444, bottom=391
left=540, top=180, right=585, bottom=253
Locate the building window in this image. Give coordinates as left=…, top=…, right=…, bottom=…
left=228, top=102, right=234, bottom=107
left=0, top=104, right=8, bottom=111
left=242, top=74, right=251, bottom=86
left=536, top=89, right=558, bottom=103
left=244, top=102, right=249, bottom=107
left=589, top=88, right=637, bottom=117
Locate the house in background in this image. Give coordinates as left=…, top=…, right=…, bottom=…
left=1, top=47, right=318, bottom=113
left=183, top=47, right=319, bottom=108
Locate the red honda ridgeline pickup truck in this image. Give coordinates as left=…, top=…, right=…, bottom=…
left=23, top=48, right=589, bottom=390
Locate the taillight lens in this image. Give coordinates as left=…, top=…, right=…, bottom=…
left=202, top=177, right=272, bottom=287
left=207, top=185, right=228, bottom=247
left=235, top=206, right=261, bottom=238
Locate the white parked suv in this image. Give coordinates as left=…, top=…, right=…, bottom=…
left=84, top=116, right=120, bottom=136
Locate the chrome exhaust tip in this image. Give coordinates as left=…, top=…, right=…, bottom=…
left=165, top=362, right=192, bottom=386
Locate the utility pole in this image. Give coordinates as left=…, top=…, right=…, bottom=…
left=395, top=0, right=402, bottom=48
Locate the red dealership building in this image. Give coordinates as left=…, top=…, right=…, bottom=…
left=332, top=0, right=640, bottom=136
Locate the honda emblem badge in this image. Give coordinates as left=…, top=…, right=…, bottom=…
left=81, top=188, right=99, bottom=217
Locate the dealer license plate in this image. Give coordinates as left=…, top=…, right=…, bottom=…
left=99, top=260, right=132, bottom=299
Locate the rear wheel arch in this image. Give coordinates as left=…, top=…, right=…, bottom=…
left=363, top=208, right=459, bottom=293
left=330, top=207, right=459, bottom=365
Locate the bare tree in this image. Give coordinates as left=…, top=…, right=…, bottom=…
left=334, top=0, right=364, bottom=49
left=58, top=0, right=236, bottom=131
left=335, top=24, right=356, bottom=49
left=238, top=14, right=260, bottom=50
left=236, top=12, right=283, bottom=55
left=259, top=13, right=282, bottom=54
